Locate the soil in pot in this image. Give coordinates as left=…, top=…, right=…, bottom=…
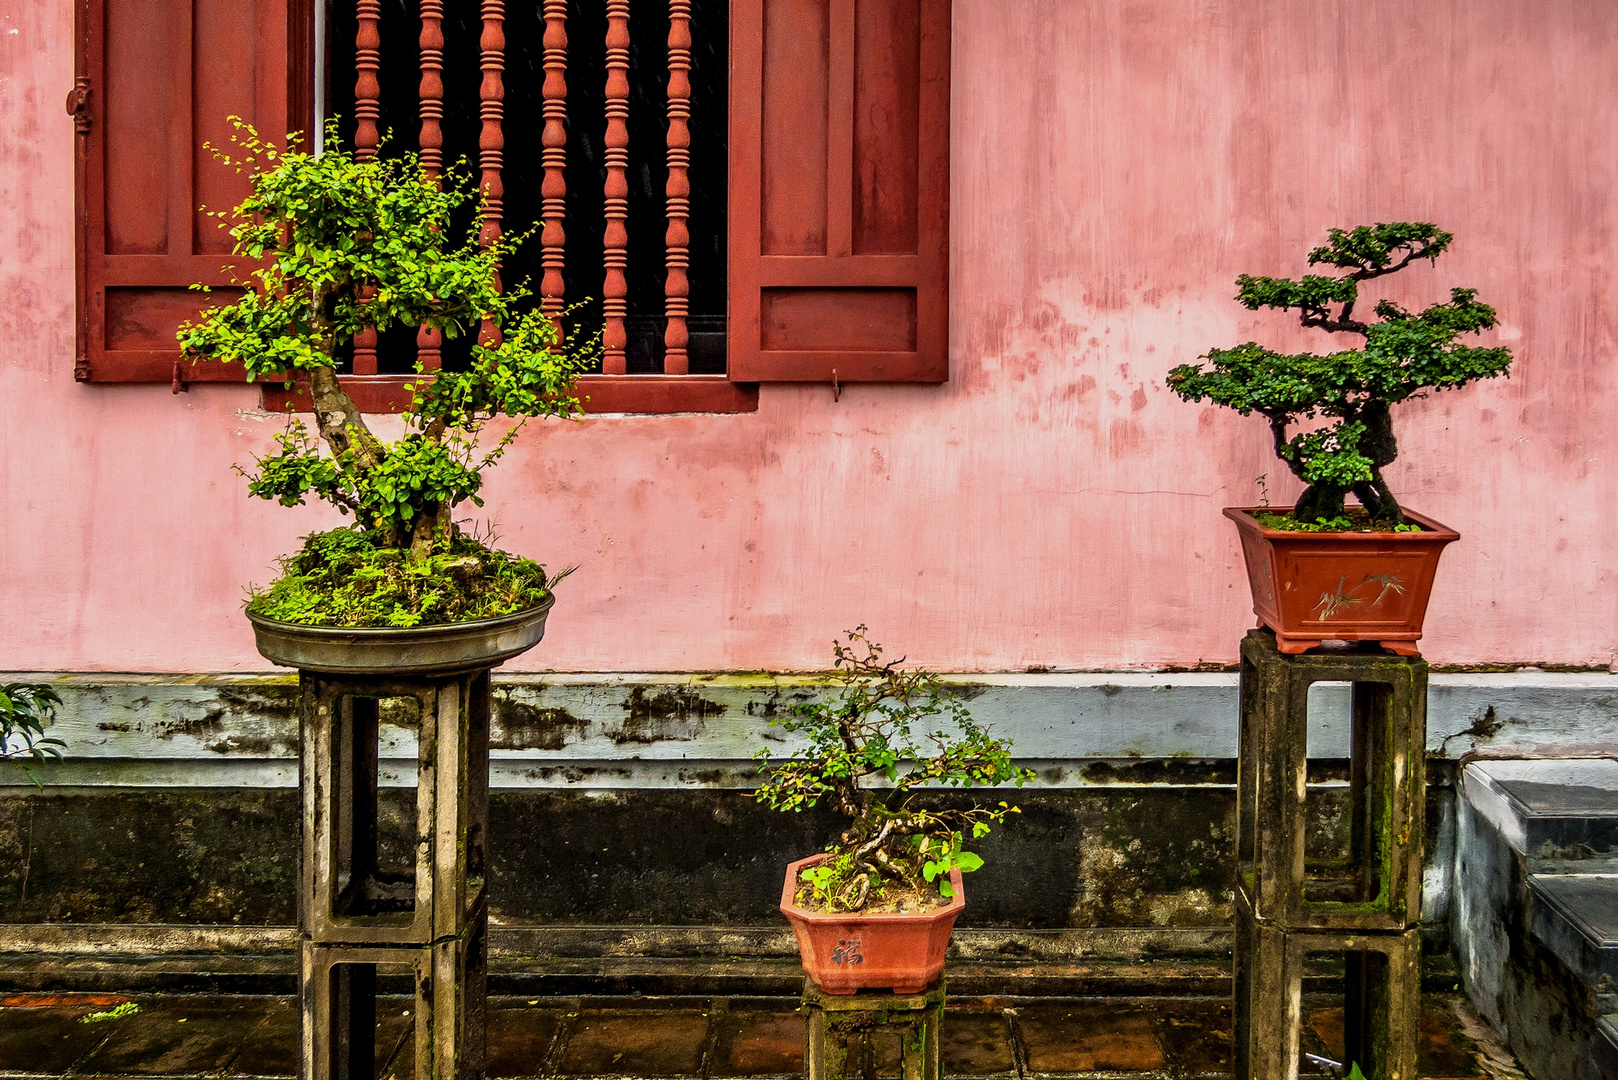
left=790, top=878, right=953, bottom=916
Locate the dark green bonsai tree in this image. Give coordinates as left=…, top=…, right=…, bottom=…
left=1167, top=223, right=1512, bottom=527
left=179, top=122, right=592, bottom=626
left=755, top=629, right=1033, bottom=914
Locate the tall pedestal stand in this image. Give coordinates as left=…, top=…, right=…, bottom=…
left=1233, top=630, right=1428, bottom=1080
left=298, top=669, right=492, bottom=1080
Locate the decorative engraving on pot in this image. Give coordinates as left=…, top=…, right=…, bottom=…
left=831, top=939, right=864, bottom=967
left=1312, top=576, right=1362, bottom=620
left=1310, top=571, right=1407, bottom=622
left=1364, top=572, right=1406, bottom=605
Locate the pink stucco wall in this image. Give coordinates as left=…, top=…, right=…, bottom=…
left=3, top=0, right=1614, bottom=673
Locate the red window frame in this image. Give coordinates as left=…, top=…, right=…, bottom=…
left=71, top=0, right=948, bottom=416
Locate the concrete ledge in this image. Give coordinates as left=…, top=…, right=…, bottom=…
left=0, top=922, right=1236, bottom=996
left=0, top=922, right=1230, bottom=963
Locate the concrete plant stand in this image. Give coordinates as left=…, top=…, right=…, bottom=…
left=250, top=606, right=551, bottom=1080
left=1233, top=630, right=1428, bottom=1080
left=801, top=977, right=945, bottom=1080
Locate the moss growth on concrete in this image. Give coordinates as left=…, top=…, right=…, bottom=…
left=246, top=527, right=563, bottom=628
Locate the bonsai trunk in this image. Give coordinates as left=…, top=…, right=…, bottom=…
left=1274, top=402, right=1406, bottom=527
left=1292, top=482, right=1350, bottom=523
left=309, top=365, right=380, bottom=469
left=309, top=364, right=425, bottom=553
left=1349, top=400, right=1404, bottom=525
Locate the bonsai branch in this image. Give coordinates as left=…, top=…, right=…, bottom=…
left=1299, top=310, right=1369, bottom=336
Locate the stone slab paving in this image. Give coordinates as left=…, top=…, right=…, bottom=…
left=0, top=991, right=1523, bottom=1079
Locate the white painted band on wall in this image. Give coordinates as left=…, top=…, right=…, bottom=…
left=1, top=670, right=1613, bottom=789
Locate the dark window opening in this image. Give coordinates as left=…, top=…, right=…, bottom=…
left=327, top=0, right=728, bottom=376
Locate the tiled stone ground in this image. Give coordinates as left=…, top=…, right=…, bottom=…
left=0, top=991, right=1523, bottom=1079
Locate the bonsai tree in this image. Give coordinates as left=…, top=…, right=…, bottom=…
left=178, top=122, right=592, bottom=626
left=1166, top=223, right=1512, bottom=527
left=755, top=629, right=1033, bottom=913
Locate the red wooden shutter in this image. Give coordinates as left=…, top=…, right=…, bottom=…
left=72, top=0, right=311, bottom=384
left=729, top=0, right=949, bottom=384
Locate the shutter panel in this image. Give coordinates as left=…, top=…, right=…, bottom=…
left=729, top=0, right=949, bottom=383
left=73, top=0, right=311, bottom=384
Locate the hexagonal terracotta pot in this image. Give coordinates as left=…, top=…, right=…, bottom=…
left=1226, top=506, right=1461, bottom=655
left=779, top=853, right=965, bottom=994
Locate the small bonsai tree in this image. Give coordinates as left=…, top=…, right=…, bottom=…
left=178, top=123, right=592, bottom=625
left=755, top=629, right=1033, bottom=913
left=1166, top=223, right=1512, bottom=527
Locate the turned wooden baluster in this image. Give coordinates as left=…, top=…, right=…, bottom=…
left=416, top=0, right=446, bottom=371
left=663, top=0, right=692, bottom=375
left=602, top=0, right=631, bottom=374
left=479, top=0, right=506, bottom=348
left=540, top=0, right=569, bottom=321
left=352, top=0, right=382, bottom=375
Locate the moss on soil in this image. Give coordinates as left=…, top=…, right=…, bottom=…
left=247, top=527, right=561, bottom=628
left=1254, top=506, right=1423, bottom=534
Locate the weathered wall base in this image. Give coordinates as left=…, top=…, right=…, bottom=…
left=2, top=670, right=1610, bottom=993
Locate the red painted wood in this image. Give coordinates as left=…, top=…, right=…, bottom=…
left=479, top=0, right=507, bottom=349
left=825, top=0, right=855, bottom=259
left=415, top=0, right=446, bottom=372
left=350, top=0, right=382, bottom=375
left=853, top=0, right=920, bottom=255
left=757, top=0, right=827, bottom=257
left=729, top=0, right=949, bottom=384
left=75, top=0, right=303, bottom=384
left=663, top=0, right=692, bottom=375
left=261, top=375, right=760, bottom=415
left=540, top=0, right=569, bottom=317
left=601, top=0, right=631, bottom=374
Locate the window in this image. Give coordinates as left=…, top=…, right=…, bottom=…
left=70, top=0, right=949, bottom=412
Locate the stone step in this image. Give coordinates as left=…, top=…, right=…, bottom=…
left=1461, top=758, right=1618, bottom=863
left=1528, top=873, right=1618, bottom=990
left=1529, top=871, right=1618, bottom=1058
left=1600, top=1012, right=1618, bottom=1059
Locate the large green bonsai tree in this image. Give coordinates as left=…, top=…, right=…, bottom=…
left=1167, top=223, right=1512, bottom=526
left=179, top=123, right=591, bottom=626
left=755, top=629, right=1032, bottom=913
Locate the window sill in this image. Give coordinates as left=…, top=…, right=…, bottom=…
left=259, top=375, right=760, bottom=415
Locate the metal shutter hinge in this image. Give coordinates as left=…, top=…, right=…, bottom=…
left=65, top=81, right=91, bottom=132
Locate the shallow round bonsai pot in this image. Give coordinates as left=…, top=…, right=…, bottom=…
left=246, top=595, right=554, bottom=675
left=1225, top=507, right=1460, bottom=656
left=780, top=853, right=965, bottom=995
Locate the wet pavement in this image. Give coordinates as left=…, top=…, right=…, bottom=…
left=0, top=990, right=1523, bottom=1078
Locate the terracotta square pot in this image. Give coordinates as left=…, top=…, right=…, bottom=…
left=1225, top=506, right=1460, bottom=655
left=779, top=854, right=964, bottom=994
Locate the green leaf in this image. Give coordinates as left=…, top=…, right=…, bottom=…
left=955, top=851, right=985, bottom=873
